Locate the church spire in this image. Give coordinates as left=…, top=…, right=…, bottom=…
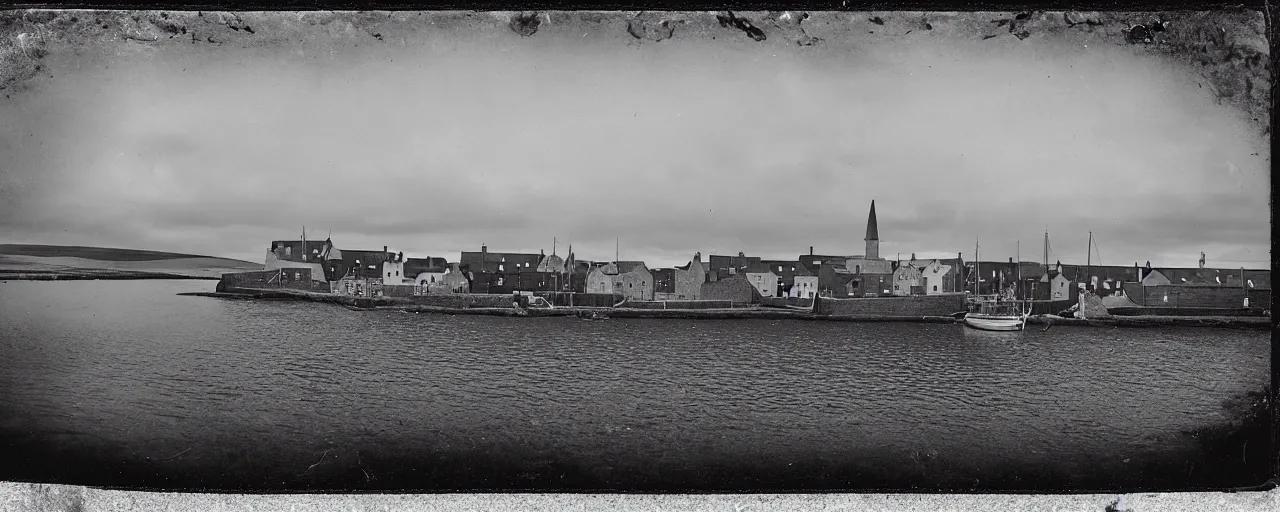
left=864, top=200, right=880, bottom=259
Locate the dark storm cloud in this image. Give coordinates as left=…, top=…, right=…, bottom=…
left=0, top=12, right=1269, bottom=268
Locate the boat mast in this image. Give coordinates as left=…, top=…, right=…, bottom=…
left=1016, top=240, right=1021, bottom=299
left=1086, top=231, right=1093, bottom=291
left=974, top=238, right=980, bottom=296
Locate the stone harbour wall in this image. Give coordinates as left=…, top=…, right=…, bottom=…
left=816, top=293, right=965, bottom=317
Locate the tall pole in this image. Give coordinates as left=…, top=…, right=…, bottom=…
left=974, top=238, right=980, bottom=296
left=1086, top=231, right=1093, bottom=291
left=1016, top=240, right=1021, bottom=298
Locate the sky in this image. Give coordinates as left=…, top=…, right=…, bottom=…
left=0, top=13, right=1270, bottom=269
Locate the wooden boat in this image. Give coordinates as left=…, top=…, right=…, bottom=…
left=962, top=238, right=1030, bottom=331
left=964, top=296, right=1030, bottom=331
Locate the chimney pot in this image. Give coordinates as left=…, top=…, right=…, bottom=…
left=809, top=246, right=814, bottom=256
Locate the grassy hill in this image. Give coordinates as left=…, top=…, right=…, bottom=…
left=0, top=244, right=257, bottom=263
left=0, top=244, right=261, bottom=280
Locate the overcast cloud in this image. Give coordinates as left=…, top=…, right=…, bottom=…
left=0, top=12, right=1269, bottom=269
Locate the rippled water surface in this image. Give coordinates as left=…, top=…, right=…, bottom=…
left=0, top=280, right=1269, bottom=489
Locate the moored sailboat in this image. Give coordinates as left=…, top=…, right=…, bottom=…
left=963, top=238, right=1031, bottom=331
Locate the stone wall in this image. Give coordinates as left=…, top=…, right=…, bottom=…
left=1124, top=283, right=1265, bottom=309
left=534, top=292, right=622, bottom=307
left=622, top=300, right=739, bottom=309
left=673, top=260, right=706, bottom=299
left=701, top=275, right=761, bottom=303
left=408, top=294, right=518, bottom=308
left=816, top=293, right=965, bottom=317
left=760, top=296, right=814, bottom=308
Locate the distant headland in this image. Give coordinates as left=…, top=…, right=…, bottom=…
left=0, top=244, right=260, bottom=281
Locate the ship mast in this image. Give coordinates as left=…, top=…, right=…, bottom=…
left=1086, top=231, right=1093, bottom=291
left=974, top=238, right=980, bottom=296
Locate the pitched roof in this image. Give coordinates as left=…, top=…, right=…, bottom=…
left=404, top=257, right=448, bottom=275
left=616, top=261, right=649, bottom=274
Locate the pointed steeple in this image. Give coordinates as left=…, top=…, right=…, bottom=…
left=864, top=200, right=880, bottom=260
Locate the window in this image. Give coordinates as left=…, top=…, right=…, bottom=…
left=295, top=272, right=301, bottom=280
left=497, top=278, right=504, bottom=286
left=1248, top=279, right=1255, bottom=288
left=499, top=264, right=505, bottom=271
left=525, top=262, right=530, bottom=268
left=933, top=285, right=938, bottom=292
left=777, top=266, right=783, bottom=272
left=387, top=272, right=391, bottom=277
left=430, top=276, right=435, bottom=283
left=894, top=285, right=899, bottom=290
left=395, top=271, right=400, bottom=276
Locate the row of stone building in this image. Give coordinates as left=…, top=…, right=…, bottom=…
left=254, top=201, right=1270, bottom=307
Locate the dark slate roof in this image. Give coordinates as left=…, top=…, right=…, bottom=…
left=865, top=200, right=878, bottom=241
left=616, top=261, right=649, bottom=274
left=404, top=257, right=448, bottom=275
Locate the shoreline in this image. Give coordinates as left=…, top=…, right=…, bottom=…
left=178, top=290, right=1273, bottom=329
left=2, top=272, right=221, bottom=281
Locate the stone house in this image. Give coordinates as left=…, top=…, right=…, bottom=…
left=405, top=256, right=449, bottom=288
left=381, top=251, right=409, bottom=285
left=792, top=275, right=819, bottom=298
left=431, top=263, right=471, bottom=293
left=892, top=261, right=924, bottom=296
left=615, top=261, right=654, bottom=300
left=672, top=252, right=708, bottom=300
left=651, top=268, right=677, bottom=299
left=266, top=237, right=338, bottom=283
left=707, top=252, right=762, bottom=282
left=459, top=245, right=543, bottom=274
left=761, top=259, right=816, bottom=298
left=700, top=273, right=762, bottom=303
left=339, top=247, right=396, bottom=281
left=585, top=263, right=617, bottom=295
left=741, top=261, right=781, bottom=298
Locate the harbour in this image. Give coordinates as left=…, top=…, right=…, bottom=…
left=0, top=279, right=1270, bottom=491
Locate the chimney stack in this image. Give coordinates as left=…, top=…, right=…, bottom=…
left=810, top=246, right=814, bottom=256
left=383, top=245, right=388, bottom=254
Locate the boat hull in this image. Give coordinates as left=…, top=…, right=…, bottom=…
left=963, top=314, right=1026, bottom=331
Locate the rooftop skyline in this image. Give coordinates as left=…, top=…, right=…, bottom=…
left=1, top=12, right=1270, bottom=269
